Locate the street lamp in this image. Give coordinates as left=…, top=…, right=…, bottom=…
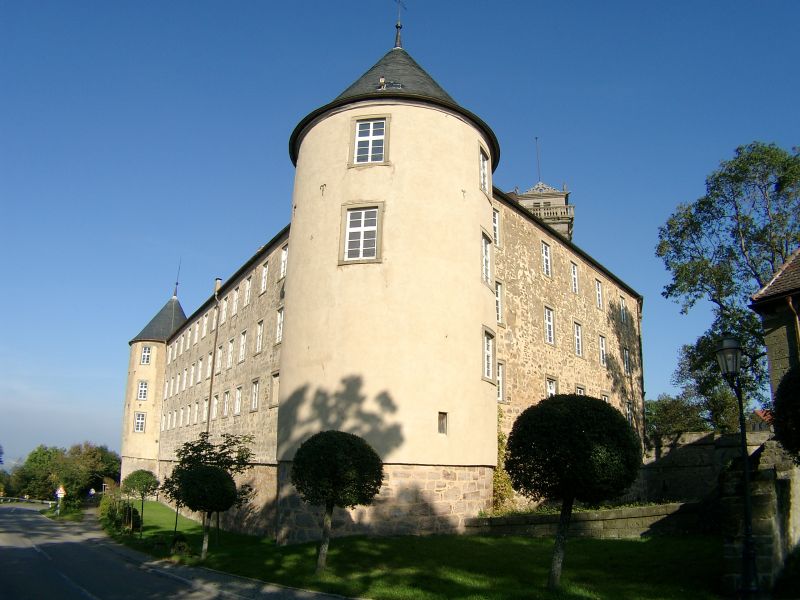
left=714, top=334, right=758, bottom=596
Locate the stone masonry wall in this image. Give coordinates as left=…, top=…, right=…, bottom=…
left=276, top=463, right=493, bottom=544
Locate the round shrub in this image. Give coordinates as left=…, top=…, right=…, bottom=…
left=179, top=464, right=237, bottom=515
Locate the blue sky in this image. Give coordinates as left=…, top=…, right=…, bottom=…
left=1, top=1, right=798, bottom=467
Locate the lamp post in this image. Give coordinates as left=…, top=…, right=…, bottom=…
left=714, top=335, right=758, bottom=596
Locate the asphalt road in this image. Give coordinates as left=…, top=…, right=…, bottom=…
left=0, top=503, right=348, bottom=600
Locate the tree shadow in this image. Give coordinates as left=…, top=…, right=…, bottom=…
left=605, top=299, right=643, bottom=432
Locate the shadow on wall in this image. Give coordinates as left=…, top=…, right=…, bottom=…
left=277, top=374, right=404, bottom=460
left=605, top=299, right=641, bottom=432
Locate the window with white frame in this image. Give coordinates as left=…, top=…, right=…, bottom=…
left=221, top=296, right=228, bottom=323
left=202, top=313, right=208, bottom=337
left=211, top=306, right=217, bottom=330
left=234, top=387, right=242, bottom=415
left=495, top=281, right=503, bottom=323
left=197, top=358, right=203, bottom=384
left=207, top=351, right=212, bottom=378
left=140, top=346, right=151, bottom=365
left=280, top=245, right=288, bottom=278
left=354, top=118, right=386, bottom=164
left=260, top=262, right=269, bottom=293
left=163, top=381, right=167, bottom=400
left=169, top=377, right=174, bottom=397
left=492, top=208, right=500, bottom=245
left=482, top=233, right=492, bottom=284
left=189, top=363, right=195, bottom=387
left=271, top=372, right=280, bottom=407
left=620, top=296, right=627, bottom=324
left=134, top=412, right=146, bottom=432
left=570, top=262, right=579, bottom=294
left=137, top=381, right=148, bottom=400
left=179, top=335, right=184, bottom=355
left=595, top=279, right=603, bottom=308
left=227, top=339, right=234, bottom=369
left=344, top=207, right=379, bottom=261
left=216, top=346, right=222, bottom=373
left=244, top=276, right=252, bottom=305
left=497, top=362, right=505, bottom=403
left=546, top=378, right=557, bottom=397
left=167, top=345, right=172, bottom=364
left=574, top=322, right=583, bottom=356
left=602, top=394, right=610, bottom=404
left=624, top=347, right=631, bottom=374
left=202, top=398, right=208, bottom=421
left=182, top=368, right=187, bottom=391
left=193, top=322, right=199, bottom=344
left=599, top=335, right=607, bottom=367
left=194, top=402, right=199, bottom=424
left=251, top=380, right=259, bottom=410
left=276, top=308, right=284, bottom=343
left=483, top=329, right=495, bottom=380
left=239, top=330, right=247, bottom=362
left=576, top=385, right=586, bottom=395
left=479, top=149, right=489, bottom=193
left=179, top=408, right=184, bottom=426
left=256, top=320, right=264, bottom=353
left=544, top=307, right=555, bottom=345
left=232, top=287, right=239, bottom=315
left=541, top=242, right=551, bottom=277
left=212, top=395, right=218, bottom=419
left=223, top=390, right=230, bottom=417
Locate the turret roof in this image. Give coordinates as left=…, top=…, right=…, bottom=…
left=130, top=295, right=187, bottom=344
left=290, top=46, right=499, bottom=169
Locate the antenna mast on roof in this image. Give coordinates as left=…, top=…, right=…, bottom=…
left=535, top=136, right=542, bottom=183
left=394, top=0, right=406, bottom=48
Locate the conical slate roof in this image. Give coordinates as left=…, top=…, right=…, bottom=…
left=130, top=295, right=187, bottom=344
left=289, top=46, right=499, bottom=168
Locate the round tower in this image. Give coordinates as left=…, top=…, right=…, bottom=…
left=277, top=37, right=502, bottom=539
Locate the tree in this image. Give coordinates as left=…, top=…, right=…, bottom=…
left=773, top=365, right=800, bottom=463
left=121, top=470, right=159, bottom=538
left=291, top=430, right=384, bottom=573
left=11, top=445, right=63, bottom=499
left=0, top=444, right=4, bottom=465
left=657, top=142, right=800, bottom=407
left=645, top=393, right=710, bottom=441
left=177, top=465, right=237, bottom=559
left=505, top=395, right=641, bottom=591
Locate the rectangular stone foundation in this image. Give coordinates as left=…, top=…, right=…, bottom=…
left=276, top=462, right=493, bottom=544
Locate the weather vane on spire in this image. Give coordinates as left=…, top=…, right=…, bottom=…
left=173, top=258, right=182, bottom=298
left=394, top=0, right=406, bottom=48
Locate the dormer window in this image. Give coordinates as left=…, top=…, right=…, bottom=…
left=354, top=118, right=386, bottom=164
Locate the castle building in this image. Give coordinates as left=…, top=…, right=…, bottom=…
left=120, top=31, right=644, bottom=542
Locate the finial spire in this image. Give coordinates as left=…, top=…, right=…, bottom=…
left=535, top=136, right=542, bottom=183
left=394, top=0, right=406, bottom=48
left=173, top=258, right=181, bottom=298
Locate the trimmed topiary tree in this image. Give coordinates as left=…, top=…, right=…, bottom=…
left=774, top=365, right=800, bottom=463
left=121, top=469, right=159, bottom=538
left=505, top=394, right=642, bottom=591
left=291, top=430, right=384, bottom=573
left=178, top=464, right=237, bottom=560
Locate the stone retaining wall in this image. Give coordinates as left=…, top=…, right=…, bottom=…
left=464, top=502, right=703, bottom=538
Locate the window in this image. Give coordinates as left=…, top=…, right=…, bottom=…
left=223, top=390, right=230, bottom=417
left=234, top=387, right=242, bottom=415
left=546, top=378, right=557, bottom=397
left=207, top=351, right=213, bottom=378
left=544, top=307, right=554, bottom=345
left=202, top=313, right=208, bottom=337
left=227, top=339, right=234, bottom=369
left=211, top=306, right=217, bottom=330
left=482, top=234, right=492, bottom=284
left=570, top=262, right=579, bottom=294
left=232, top=287, right=239, bottom=316
left=492, top=208, right=500, bottom=245
left=574, top=322, right=583, bottom=356
left=216, top=346, right=222, bottom=373
left=280, top=245, right=288, bottom=278
left=137, top=381, right=148, bottom=401
left=354, top=118, right=386, bottom=164
left=134, top=412, right=146, bottom=433
left=221, top=296, right=228, bottom=323
left=620, top=296, right=627, bottom=324
left=541, top=242, right=551, bottom=277
left=239, top=330, right=247, bottom=362
left=140, top=346, right=151, bottom=365
left=479, top=149, right=489, bottom=193
left=179, top=407, right=183, bottom=427
left=167, top=345, right=171, bottom=364
left=179, top=335, right=184, bottom=355
left=202, top=398, right=208, bottom=421
left=163, top=381, right=167, bottom=400
left=497, top=362, right=505, bottom=403
left=182, top=368, right=187, bottom=391
left=251, top=380, right=259, bottom=411
left=576, top=385, right=586, bottom=395
left=260, top=262, right=269, bottom=293
left=599, top=335, right=607, bottom=367
left=438, top=412, right=448, bottom=434
left=271, top=372, right=280, bottom=407
left=169, top=377, right=174, bottom=397
left=193, top=322, right=199, bottom=344
left=194, top=402, right=199, bottom=424
left=197, top=358, right=203, bottom=383
left=595, top=279, right=603, bottom=308
left=626, top=401, right=633, bottom=425
left=189, top=364, right=195, bottom=387
left=624, top=348, right=631, bottom=374
left=344, top=207, right=379, bottom=261
left=212, top=395, right=218, bottom=419
left=276, top=308, right=284, bottom=343
left=602, top=394, right=610, bottom=404
left=495, top=281, right=503, bottom=323
left=244, top=277, right=252, bottom=305
left=483, top=329, right=495, bottom=380
left=256, top=320, right=264, bottom=353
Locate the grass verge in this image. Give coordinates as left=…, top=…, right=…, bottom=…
left=104, top=500, right=724, bottom=599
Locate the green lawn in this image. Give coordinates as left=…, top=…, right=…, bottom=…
left=108, top=500, right=724, bottom=599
